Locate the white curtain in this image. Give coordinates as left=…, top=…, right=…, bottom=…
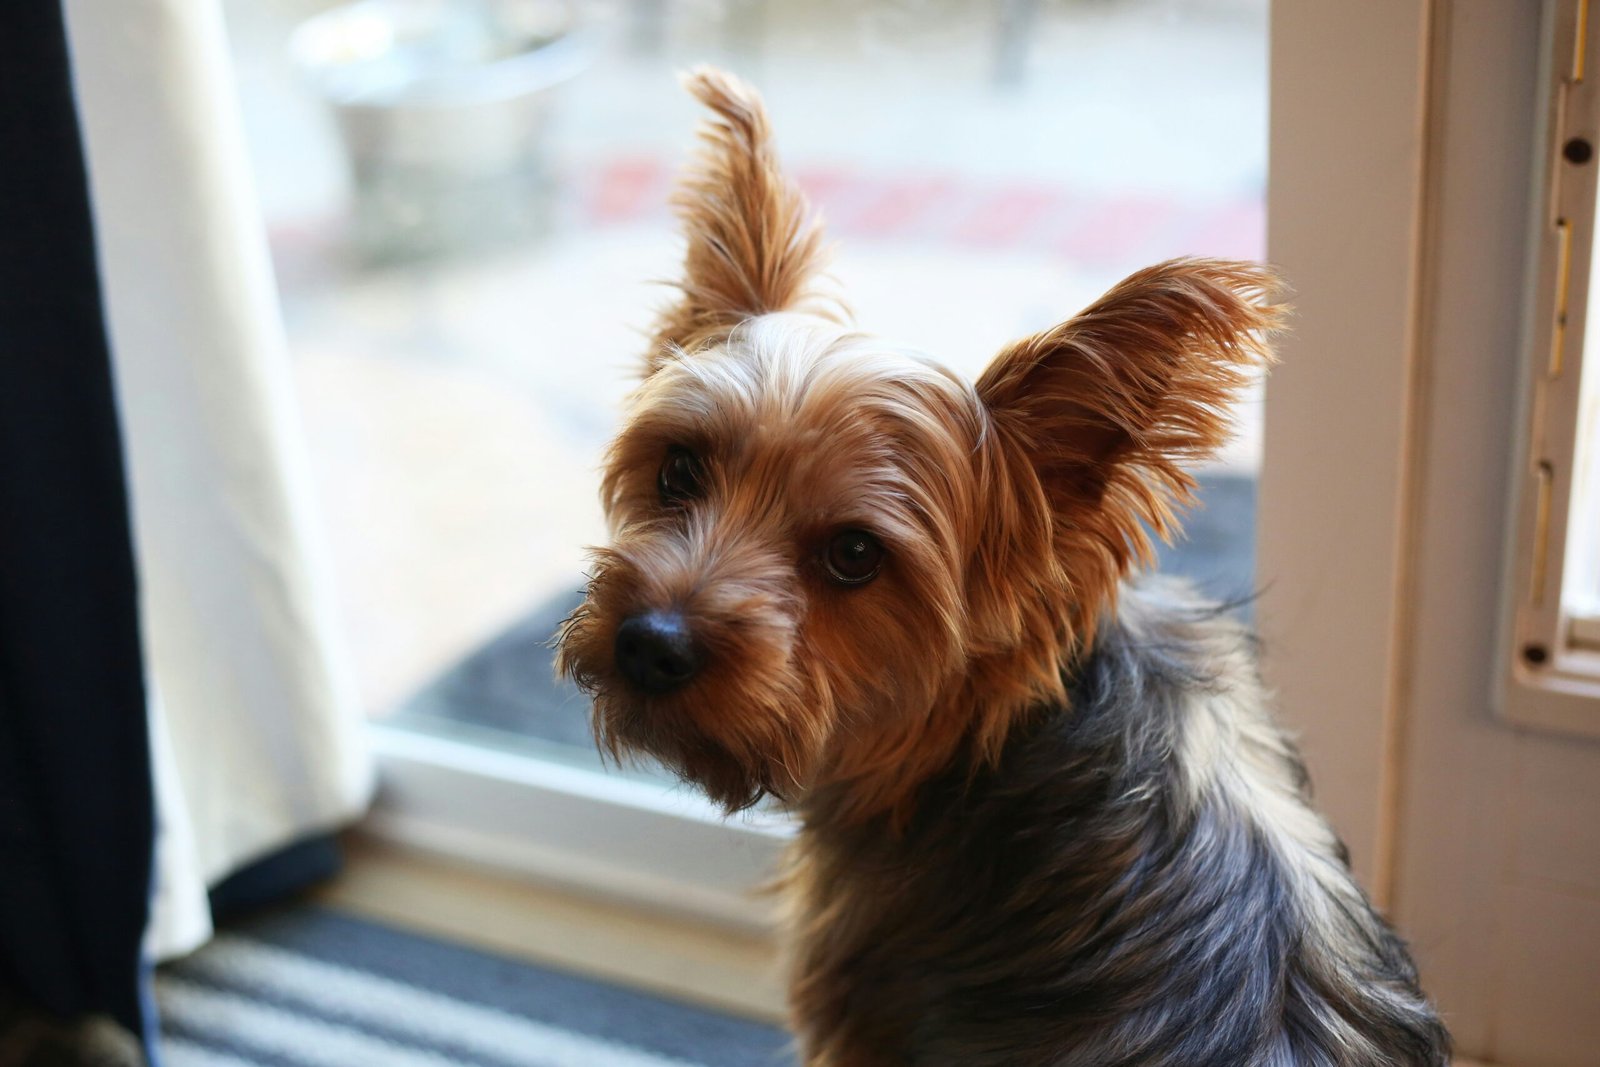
left=62, top=0, right=373, bottom=959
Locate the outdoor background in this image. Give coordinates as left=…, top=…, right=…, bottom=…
left=222, top=0, right=1268, bottom=766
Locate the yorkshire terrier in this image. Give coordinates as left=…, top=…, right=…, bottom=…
left=558, top=68, right=1450, bottom=1066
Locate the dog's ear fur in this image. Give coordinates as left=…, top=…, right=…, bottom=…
left=971, top=258, right=1284, bottom=649
left=648, top=67, right=838, bottom=368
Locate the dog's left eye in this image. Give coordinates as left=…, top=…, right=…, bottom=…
left=658, top=447, right=704, bottom=505
left=824, top=530, right=884, bottom=586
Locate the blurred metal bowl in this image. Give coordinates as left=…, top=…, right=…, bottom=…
left=291, top=0, right=590, bottom=261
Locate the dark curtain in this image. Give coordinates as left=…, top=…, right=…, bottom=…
left=0, top=0, right=157, bottom=1055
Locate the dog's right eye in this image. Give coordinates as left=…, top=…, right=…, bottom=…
left=824, top=529, right=884, bottom=586
left=658, top=447, right=704, bottom=506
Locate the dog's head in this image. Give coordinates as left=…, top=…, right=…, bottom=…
left=556, top=68, right=1282, bottom=820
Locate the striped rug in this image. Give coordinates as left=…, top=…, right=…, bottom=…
left=156, top=908, right=792, bottom=1067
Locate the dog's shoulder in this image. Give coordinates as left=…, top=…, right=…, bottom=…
left=800, top=575, right=1452, bottom=1066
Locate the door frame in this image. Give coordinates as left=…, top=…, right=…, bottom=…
left=1259, top=0, right=1436, bottom=905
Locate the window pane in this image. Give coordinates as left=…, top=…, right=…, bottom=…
left=224, top=0, right=1268, bottom=768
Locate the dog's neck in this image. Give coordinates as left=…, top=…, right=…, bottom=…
left=799, top=586, right=1108, bottom=830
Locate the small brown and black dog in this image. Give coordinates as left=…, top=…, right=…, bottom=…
left=558, top=68, right=1450, bottom=1067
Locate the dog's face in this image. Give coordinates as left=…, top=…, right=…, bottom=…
left=556, top=68, right=1280, bottom=818
left=558, top=319, right=985, bottom=810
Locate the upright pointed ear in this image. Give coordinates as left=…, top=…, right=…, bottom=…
left=973, top=258, right=1284, bottom=635
left=648, top=67, right=838, bottom=369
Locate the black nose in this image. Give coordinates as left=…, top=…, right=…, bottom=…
left=614, top=611, right=700, bottom=695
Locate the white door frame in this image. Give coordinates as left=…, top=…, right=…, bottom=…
left=1260, top=0, right=1435, bottom=904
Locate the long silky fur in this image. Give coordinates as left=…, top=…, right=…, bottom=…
left=557, top=67, right=1451, bottom=1067
left=785, top=579, right=1451, bottom=1066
